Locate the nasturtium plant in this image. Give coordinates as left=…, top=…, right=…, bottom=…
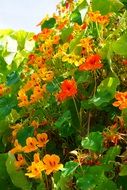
left=0, top=0, right=127, bottom=189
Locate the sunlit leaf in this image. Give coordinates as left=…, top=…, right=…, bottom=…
left=92, top=0, right=124, bottom=14
left=81, top=132, right=103, bottom=152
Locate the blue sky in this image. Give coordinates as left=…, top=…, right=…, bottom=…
left=0, top=0, right=60, bottom=32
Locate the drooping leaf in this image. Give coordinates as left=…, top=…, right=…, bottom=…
left=6, top=153, right=32, bottom=190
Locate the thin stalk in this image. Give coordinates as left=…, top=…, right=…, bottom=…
left=72, top=97, right=81, bottom=128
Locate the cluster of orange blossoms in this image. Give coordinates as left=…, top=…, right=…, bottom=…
left=25, top=153, right=63, bottom=178
left=88, top=11, right=109, bottom=25
left=57, top=79, right=77, bottom=102
left=113, top=91, right=127, bottom=110
left=18, top=57, right=53, bottom=107
left=10, top=132, right=49, bottom=154
left=79, top=54, right=103, bottom=71
left=10, top=132, right=63, bottom=178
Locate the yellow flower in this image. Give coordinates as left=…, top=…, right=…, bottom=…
left=37, top=133, right=49, bottom=148
left=23, top=137, right=38, bottom=153
left=25, top=161, right=44, bottom=179
left=43, top=154, right=63, bottom=175
left=10, top=139, right=22, bottom=154
left=38, top=68, right=54, bottom=81
left=18, top=89, right=29, bottom=107
left=33, top=153, right=41, bottom=163
left=10, top=123, right=22, bottom=139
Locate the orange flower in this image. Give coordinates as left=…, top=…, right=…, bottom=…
left=79, top=54, right=103, bottom=71
left=52, top=35, right=60, bottom=45
left=57, top=79, right=77, bottom=102
left=31, top=120, right=39, bottom=129
left=122, top=59, right=127, bottom=65
left=43, top=154, right=63, bottom=175
left=25, top=161, right=44, bottom=179
left=37, top=133, right=49, bottom=148
left=113, top=91, right=127, bottom=110
left=0, top=84, right=6, bottom=96
left=27, top=54, right=36, bottom=65
left=15, top=154, right=26, bottom=168
left=10, top=140, right=22, bottom=154
left=23, top=137, right=38, bottom=153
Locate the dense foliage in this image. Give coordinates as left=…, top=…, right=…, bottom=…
left=0, top=0, right=127, bottom=189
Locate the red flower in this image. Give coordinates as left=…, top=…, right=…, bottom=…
left=79, top=54, right=103, bottom=71
left=57, top=79, right=77, bottom=102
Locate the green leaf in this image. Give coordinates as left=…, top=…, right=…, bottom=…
left=37, top=181, right=46, bottom=190
left=76, top=175, right=96, bottom=190
left=55, top=110, right=71, bottom=128
left=81, top=132, right=103, bottom=152
left=56, top=175, right=73, bottom=190
left=0, top=56, right=8, bottom=79
left=61, top=27, right=73, bottom=43
left=112, top=33, right=127, bottom=57
left=6, top=71, right=20, bottom=86
left=102, top=146, right=121, bottom=164
left=119, top=164, right=127, bottom=176
left=41, top=18, right=56, bottom=30
left=122, top=108, right=127, bottom=127
left=0, top=118, right=9, bottom=133
left=90, top=77, right=120, bottom=106
left=95, top=176, right=117, bottom=190
left=92, top=0, right=124, bottom=14
left=69, top=31, right=84, bottom=52
left=76, top=165, right=117, bottom=190
left=77, top=0, right=88, bottom=10
left=0, top=96, right=18, bottom=119
left=74, top=70, right=90, bottom=84
left=62, top=161, right=79, bottom=177
left=6, top=153, right=32, bottom=190
left=17, top=126, right=34, bottom=146
left=70, top=9, right=82, bottom=25
left=11, top=30, right=30, bottom=51
left=46, top=81, right=59, bottom=93
left=0, top=153, right=8, bottom=179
